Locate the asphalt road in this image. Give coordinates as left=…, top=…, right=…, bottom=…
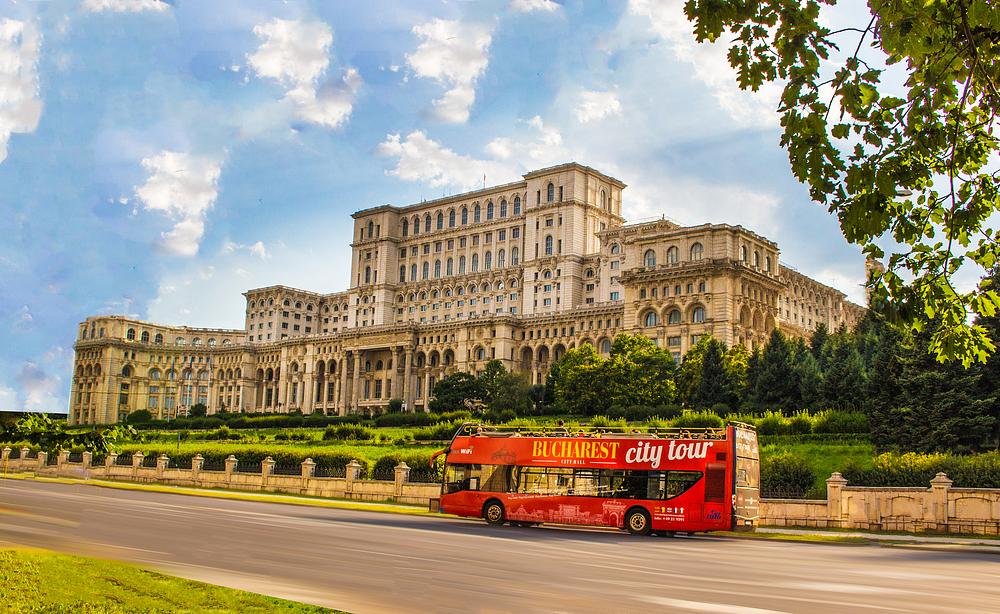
left=1, top=479, right=998, bottom=614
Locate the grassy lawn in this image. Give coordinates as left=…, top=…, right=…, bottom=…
left=759, top=435, right=875, bottom=498
left=116, top=440, right=440, bottom=464
left=0, top=548, right=337, bottom=613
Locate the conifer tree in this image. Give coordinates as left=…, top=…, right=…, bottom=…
left=809, top=323, right=829, bottom=359
left=753, top=330, right=797, bottom=409
left=820, top=336, right=866, bottom=410
left=696, top=338, right=729, bottom=408
left=723, top=343, right=750, bottom=407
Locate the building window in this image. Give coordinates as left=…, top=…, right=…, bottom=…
left=545, top=235, right=553, bottom=255
left=410, top=264, right=417, bottom=281
left=668, top=309, right=682, bottom=324
left=434, top=260, right=442, bottom=278
left=511, top=247, right=519, bottom=265
left=422, top=262, right=429, bottom=280
left=610, top=291, right=620, bottom=301
left=487, top=201, right=494, bottom=220
left=513, top=196, right=521, bottom=215
left=461, top=207, right=468, bottom=224
left=547, top=182, right=554, bottom=202
left=402, top=218, right=409, bottom=236
left=693, top=306, right=706, bottom=323
left=691, top=242, right=704, bottom=260
left=399, top=265, right=406, bottom=282
left=424, top=215, right=431, bottom=232
left=497, top=249, right=506, bottom=268
left=644, top=249, right=656, bottom=268
left=474, top=204, right=481, bottom=223
left=437, top=211, right=444, bottom=230
left=447, top=258, right=454, bottom=275
left=643, top=311, right=658, bottom=327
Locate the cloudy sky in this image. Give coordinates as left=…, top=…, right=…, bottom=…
left=0, top=0, right=874, bottom=412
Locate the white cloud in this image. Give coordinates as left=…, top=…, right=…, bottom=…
left=223, top=240, right=270, bottom=260
left=81, top=0, right=171, bottom=12
left=485, top=137, right=513, bottom=160
left=15, top=361, right=62, bottom=412
left=0, top=383, right=18, bottom=411
left=378, top=131, right=517, bottom=190
left=247, top=18, right=361, bottom=129
left=134, top=150, right=223, bottom=257
left=627, top=0, right=779, bottom=127
left=511, top=0, right=561, bottom=13
left=406, top=19, right=493, bottom=124
left=0, top=19, right=42, bottom=165
left=575, top=89, right=622, bottom=123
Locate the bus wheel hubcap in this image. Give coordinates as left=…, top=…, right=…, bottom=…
left=630, top=515, right=645, bottom=531
left=488, top=506, right=501, bottom=521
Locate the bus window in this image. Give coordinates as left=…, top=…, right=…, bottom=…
left=664, top=471, right=703, bottom=499
left=445, top=464, right=512, bottom=494
left=572, top=469, right=600, bottom=496
left=517, top=467, right=573, bottom=495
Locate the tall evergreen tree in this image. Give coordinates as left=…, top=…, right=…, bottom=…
left=723, top=343, right=750, bottom=407
left=975, top=267, right=1000, bottom=450
left=794, top=345, right=823, bottom=410
left=809, top=323, right=829, bottom=359
left=753, top=330, right=798, bottom=409
left=820, top=336, right=866, bottom=410
left=676, top=335, right=711, bottom=406
left=695, top=338, right=729, bottom=408
left=745, top=347, right=763, bottom=409
left=864, top=319, right=904, bottom=418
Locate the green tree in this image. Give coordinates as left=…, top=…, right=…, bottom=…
left=820, top=336, right=867, bottom=410
left=429, top=372, right=483, bottom=412
left=124, top=410, right=153, bottom=424
left=676, top=335, right=711, bottom=406
left=695, top=338, right=729, bottom=408
left=478, top=360, right=508, bottom=402
left=684, top=0, right=1000, bottom=366
left=753, top=330, right=798, bottom=409
left=794, top=347, right=823, bottom=410
left=745, top=347, right=763, bottom=409
left=188, top=403, right=207, bottom=418
left=489, top=372, right=533, bottom=416
left=724, top=343, right=751, bottom=405
left=0, top=414, right=136, bottom=455
left=809, top=324, right=829, bottom=360
left=864, top=318, right=905, bottom=418
left=387, top=398, right=404, bottom=413
left=552, top=344, right=609, bottom=415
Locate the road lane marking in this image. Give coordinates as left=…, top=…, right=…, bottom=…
left=641, top=597, right=792, bottom=614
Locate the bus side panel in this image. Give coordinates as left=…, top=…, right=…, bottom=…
left=732, top=427, right=761, bottom=530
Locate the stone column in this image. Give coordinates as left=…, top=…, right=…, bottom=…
left=423, top=372, right=431, bottom=412
left=826, top=472, right=848, bottom=528
left=403, top=347, right=414, bottom=412
left=345, top=459, right=362, bottom=499
left=191, top=454, right=204, bottom=478
left=2, top=447, right=10, bottom=464
left=20, top=447, right=31, bottom=471
left=930, top=472, right=953, bottom=530
left=392, top=347, right=402, bottom=404
left=225, top=455, right=238, bottom=481
left=302, top=367, right=314, bottom=414
left=132, top=452, right=144, bottom=480
left=262, top=456, right=276, bottom=485
left=301, top=458, right=316, bottom=479
left=156, top=454, right=169, bottom=478
left=57, top=450, right=70, bottom=467
left=352, top=351, right=362, bottom=414
left=37, top=451, right=47, bottom=470
left=82, top=451, right=92, bottom=469
left=339, top=356, right=350, bottom=415
left=107, top=451, right=118, bottom=468
left=394, top=461, right=411, bottom=499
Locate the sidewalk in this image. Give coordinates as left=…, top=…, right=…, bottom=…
left=754, top=526, right=1000, bottom=551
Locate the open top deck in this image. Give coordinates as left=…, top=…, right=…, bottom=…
left=454, top=421, right=754, bottom=441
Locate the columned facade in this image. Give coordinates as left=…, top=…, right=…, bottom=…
left=69, top=163, right=866, bottom=424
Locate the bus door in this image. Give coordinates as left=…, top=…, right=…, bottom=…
left=732, top=426, right=760, bottom=530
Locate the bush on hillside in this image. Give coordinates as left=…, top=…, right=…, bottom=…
left=761, top=452, right=816, bottom=498
left=672, top=411, right=724, bottom=429
left=841, top=451, right=1000, bottom=488
left=322, top=425, right=375, bottom=441
left=812, top=410, right=868, bottom=434
left=412, top=422, right=461, bottom=441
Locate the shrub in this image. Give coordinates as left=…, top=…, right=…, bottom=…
left=483, top=409, right=517, bottom=424
left=813, top=410, right=869, bottom=434
left=788, top=411, right=813, bottom=435
left=709, top=403, right=731, bottom=417
left=413, top=422, right=461, bottom=441
left=671, top=410, right=724, bottom=429
left=206, top=426, right=242, bottom=441
left=588, top=416, right=627, bottom=429
left=387, top=398, right=404, bottom=413
left=654, top=404, right=683, bottom=420
left=322, top=425, right=375, bottom=441
left=842, top=451, right=1000, bottom=488
left=756, top=411, right=790, bottom=436
left=124, top=410, right=153, bottom=424
left=761, top=452, right=816, bottom=498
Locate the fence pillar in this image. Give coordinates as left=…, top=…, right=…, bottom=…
left=82, top=451, right=92, bottom=469
left=225, top=455, right=238, bottom=481
left=826, top=472, right=848, bottom=528
left=57, top=450, right=70, bottom=467
left=156, top=454, right=169, bottom=478
left=132, top=452, right=144, bottom=479
left=37, top=451, right=47, bottom=470
left=930, top=472, right=953, bottom=530
left=394, top=462, right=410, bottom=498
left=261, top=456, right=275, bottom=486
left=191, top=454, right=204, bottom=478
left=1, top=447, right=9, bottom=463
left=301, top=458, right=316, bottom=480
left=106, top=452, right=117, bottom=468
left=345, top=459, right=361, bottom=498
left=21, top=447, right=31, bottom=470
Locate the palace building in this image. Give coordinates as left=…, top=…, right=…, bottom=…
left=69, top=163, right=865, bottom=425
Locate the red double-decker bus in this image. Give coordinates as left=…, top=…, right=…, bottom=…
left=435, top=423, right=759, bottom=535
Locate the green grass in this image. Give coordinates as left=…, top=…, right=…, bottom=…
left=759, top=435, right=874, bottom=498
left=118, top=441, right=440, bottom=464
left=0, top=548, right=337, bottom=613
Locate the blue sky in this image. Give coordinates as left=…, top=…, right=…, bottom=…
left=0, top=0, right=876, bottom=412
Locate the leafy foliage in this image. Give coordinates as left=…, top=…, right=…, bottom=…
left=684, top=0, right=1000, bottom=365
left=0, top=414, right=135, bottom=455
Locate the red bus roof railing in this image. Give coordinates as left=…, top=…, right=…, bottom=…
left=454, top=421, right=755, bottom=441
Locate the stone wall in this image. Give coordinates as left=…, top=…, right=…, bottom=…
left=761, top=472, right=1000, bottom=535
left=1, top=446, right=440, bottom=507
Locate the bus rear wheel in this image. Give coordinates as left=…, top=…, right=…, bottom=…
left=625, top=508, right=652, bottom=536
left=483, top=500, right=506, bottom=526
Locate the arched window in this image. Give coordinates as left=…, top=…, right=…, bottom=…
left=610, top=244, right=620, bottom=255
left=644, top=249, right=657, bottom=267
left=176, top=337, right=186, bottom=346
left=449, top=209, right=456, bottom=227
left=668, top=309, right=682, bottom=324
left=545, top=235, right=553, bottom=255
left=693, top=306, right=706, bottom=323
left=149, top=368, right=161, bottom=380
left=765, top=256, right=772, bottom=273
left=547, top=182, right=554, bottom=202
left=437, top=211, right=444, bottom=230
left=484, top=251, right=492, bottom=270
left=754, top=251, right=761, bottom=268
left=446, top=258, right=454, bottom=276
left=740, top=245, right=747, bottom=262
left=600, top=339, right=611, bottom=354
left=364, top=266, right=371, bottom=284
left=690, top=242, right=704, bottom=260
left=367, top=221, right=374, bottom=239
left=472, top=253, right=479, bottom=272
left=459, top=255, right=466, bottom=274
left=154, top=333, right=163, bottom=345
left=434, top=260, right=441, bottom=278
left=412, top=215, right=420, bottom=235
left=601, top=189, right=607, bottom=210
left=513, top=196, right=521, bottom=215
left=500, top=199, right=507, bottom=217
left=122, top=365, right=132, bottom=377
left=399, top=265, right=406, bottom=282
left=402, top=218, right=409, bottom=237
left=424, top=214, right=431, bottom=233
left=461, top=207, right=468, bottom=224
left=126, top=328, right=136, bottom=341
left=476, top=347, right=486, bottom=361
left=422, top=262, right=429, bottom=280
left=644, top=311, right=658, bottom=327
left=486, top=201, right=494, bottom=220
left=511, top=246, right=519, bottom=265
left=474, top=204, right=481, bottom=223
left=140, top=331, right=149, bottom=343
left=497, top=249, right=506, bottom=268
left=410, top=264, right=418, bottom=281
left=667, top=246, right=679, bottom=264
left=543, top=270, right=552, bottom=279
left=207, top=338, right=216, bottom=347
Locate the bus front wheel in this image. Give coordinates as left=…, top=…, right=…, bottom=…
left=625, top=508, right=652, bottom=536
left=483, top=500, right=506, bottom=526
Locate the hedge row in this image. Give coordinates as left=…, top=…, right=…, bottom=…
left=842, top=452, right=1000, bottom=489
left=132, top=412, right=365, bottom=431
